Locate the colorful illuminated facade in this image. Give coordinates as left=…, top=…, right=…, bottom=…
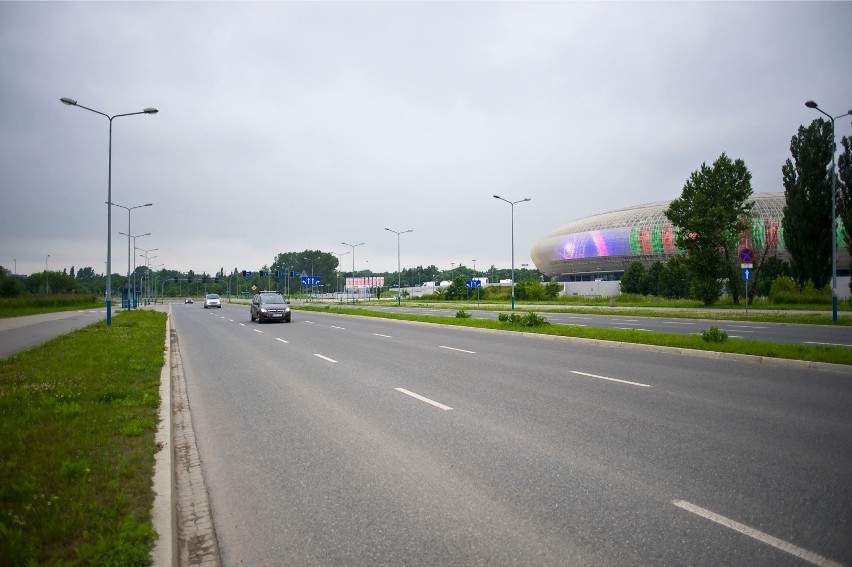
left=530, top=192, right=849, bottom=281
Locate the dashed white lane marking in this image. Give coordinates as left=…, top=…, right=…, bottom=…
left=569, top=370, right=651, bottom=388
left=314, top=354, right=337, bottom=363
left=228, top=319, right=234, bottom=322
left=672, top=500, right=844, bottom=567
left=805, top=341, right=852, bottom=348
left=439, top=345, right=476, bottom=354
left=662, top=321, right=696, bottom=325
left=239, top=323, right=246, bottom=327
left=395, top=388, right=452, bottom=411
left=722, top=329, right=753, bottom=333
left=331, top=325, right=346, bottom=330
left=373, top=333, right=393, bottom=338
left=276, top=338, right=289, bottom=344
left=254, top=329, right=262, bottom=333
left=303, top=321, right=315, bottom=324
left=618, top=327, right=653, bottom=332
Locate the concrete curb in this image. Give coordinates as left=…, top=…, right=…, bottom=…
left=151, top=309, right=177, bottom=565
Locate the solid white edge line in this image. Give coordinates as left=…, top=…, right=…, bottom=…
left=569, top=370, right=651, bottom=388
left=395, top=388, right=452, bottom=410
left=805, top=341, right=852, bottom=348
left=314, top=354, right=337, bottom=363
left=276, top=338, right=289, bottom=344
left=672, top=500, right=844, bottom=567
left=439, top=345, right=476, bottom=354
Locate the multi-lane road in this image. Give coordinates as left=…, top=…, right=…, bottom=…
left=172, top=302, right=852, bottom=566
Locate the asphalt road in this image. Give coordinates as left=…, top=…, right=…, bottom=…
left=361, top=305, right=852, bottom=347
left=172, top=302, right=852, bottom=566
left=0, top=308, right=107, bottom=358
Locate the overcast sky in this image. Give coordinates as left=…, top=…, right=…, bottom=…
left=2, top=1, right=850, bottom=278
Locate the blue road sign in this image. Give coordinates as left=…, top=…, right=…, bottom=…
left=742, top=267, right=752, bottom=281
left=466, top=279, right=482, bottom=289
left=301, top=276, right=322, bottom=286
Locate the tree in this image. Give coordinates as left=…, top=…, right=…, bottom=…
left=665, top=153, right=754, bottom=305
left=641, top=261, right=666, bottom=296
left=782, top=118, right=834, bottom=290
left=838, top=135, right=852, bottom=293
left=620, top=262, right=645, bottom=294
left=658, top=256, right=691, bottom=299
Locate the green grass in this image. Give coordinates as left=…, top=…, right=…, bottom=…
left=0, top=295, right=105, bottom=318
left=0, top=310, right=167, bottom=566
left=300, top=305, right=852, bottom=366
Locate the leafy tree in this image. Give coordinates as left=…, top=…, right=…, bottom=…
left=665, top=153, right=754, bottom=305
left=543, top=280, right=561, bottom=299
left=76, top=267, right=98, bottom=280
left=641, top=261, right=666, bottom=296
left=838, top=135, right=852, bottom=293
left=658, top=256, right=691, bottom=299
left=620, top=262, right=645, bottom=294
left=782, top=118, right=834, bottom=290
left=754, top=256, right=791, bottom=298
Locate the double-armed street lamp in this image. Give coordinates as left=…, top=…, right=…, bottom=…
left=60, top=97, right=158, bottom=326
left=111, top=201, right=152, bottom=308
left=334, top=251, right=350, bottom=296
left=385, top=227, right=413, bottom=305
left=805, top=100, right=852, bottom=322
left=493, top=195, right=531, bottom=309
left=341, top=241, right=364, bottom=303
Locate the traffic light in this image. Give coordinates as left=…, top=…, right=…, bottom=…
left=241, top=270, right=246, bottom=277
left=260, top=270, right=269, bottom=277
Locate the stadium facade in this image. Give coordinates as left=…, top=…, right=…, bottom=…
left=530, top=192, right=850, bottom=287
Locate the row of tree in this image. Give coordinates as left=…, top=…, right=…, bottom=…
left=662, top=116, right=851, bottom=305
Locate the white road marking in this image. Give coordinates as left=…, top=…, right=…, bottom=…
left=722, top=329, right=753, bottom=333
left=569, top=370, right=651, bottom=388
left=314, top=354, right=337, bottom=363
left=727, top=325, right=768, bottom=329
left=276, top=338, right=289, bottom=344
left=672, top=500, right=844, bottom=567
left=331, top=325, right=346, bottom=330
left=395, top=388, right=453, bottom=410
left=239, top=323, right=246, bottom=327
left=662, top=321, right=696, bottom=325
left=805, top=341, right=852, bottom=348
left=439, top=345, right=476, bottom=354
left=254, top=329, right=262, bottom=333
left=618, top=328, right=653, bottom=332
left=228, top=319, right=234, bottom=322
left=373, top=333, right=393, bottom=338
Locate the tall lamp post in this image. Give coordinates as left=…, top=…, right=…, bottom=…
left=334, top=251, right=350, bottom=297
left=805, top=100, right=852, bottom=322
left=45, top=254, right=50, bottom=294
left=493, top=194, right=531, bottom=309
left=385, top=227, right=413, bottom=306
left=60, top=97, right=158, bottom=326
left=341, top=241, right=364, bottom=303
left=303, top=256, right=315, bottom=301
left=111, top=201, right=152, bottom=309
left=119, top=231, right=150, bottom=308
left=137, top=247, right=158, bottom=303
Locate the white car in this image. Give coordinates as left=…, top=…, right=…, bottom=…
left=203, top=293, right=221, bottom=308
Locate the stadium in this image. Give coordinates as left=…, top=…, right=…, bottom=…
left=529, top=192, right=851, bottom=295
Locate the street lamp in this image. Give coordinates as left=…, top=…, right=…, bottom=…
left=60, top=97, right=158, bottom=326
left=341, top=241, right=364, bottom=303
left=111, top=201, right=152, bottom=309
left=334, top=251, right=350, bottom=297
left=805, top=100, right=852, bottom=322
left=45, top=254, right=50, bottom=294
left=303, top=256, right=315, bottom=300
left=137, top=247, right=158, bottom=303
left=119, top=231, right=150, bottom=308
left=493, top=194, right=531, bottom=309
left=385, top=227, right=413, bottom=306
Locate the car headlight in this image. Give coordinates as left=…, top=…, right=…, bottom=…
left=260, top=307, right=268, bottom=313
left=285, top=307, right=290, bottom=312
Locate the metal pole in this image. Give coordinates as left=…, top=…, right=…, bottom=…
left=342, top=242, right=364, bottom=304
left=493, top=195, right=531, bottom=310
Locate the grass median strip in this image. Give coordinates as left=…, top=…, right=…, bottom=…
left=299, top=305, right=852, bottom=367
left=0, top=309, right=167, bottom=566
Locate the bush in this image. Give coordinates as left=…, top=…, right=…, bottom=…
left=769, top=277, right=831, bottom=304
left=701, top=326, right=728, bottom=342
left=455, top=309, right=471, bottom=319
left=497, top=311, right=550, bottom=327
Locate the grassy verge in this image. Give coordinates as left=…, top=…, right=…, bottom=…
left=0, top=310, right=167, bottom=566
left=0, top=295, right=104, bottom=319
left=300, top=305, right=852, bottom=366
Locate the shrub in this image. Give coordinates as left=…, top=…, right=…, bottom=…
left=701, top=326, right=728, bottom=342
left=455, top=309, right=471, bottom=319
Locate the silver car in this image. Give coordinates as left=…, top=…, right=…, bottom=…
left=203, top=293, right=221, bottom=308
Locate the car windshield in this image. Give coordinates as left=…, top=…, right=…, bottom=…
left=206, top=294, right=219, bottom=299
left=260, top=294, right=285, bottom=304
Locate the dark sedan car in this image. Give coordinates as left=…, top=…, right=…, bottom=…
left=250, top=292, right=291, bottom=323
